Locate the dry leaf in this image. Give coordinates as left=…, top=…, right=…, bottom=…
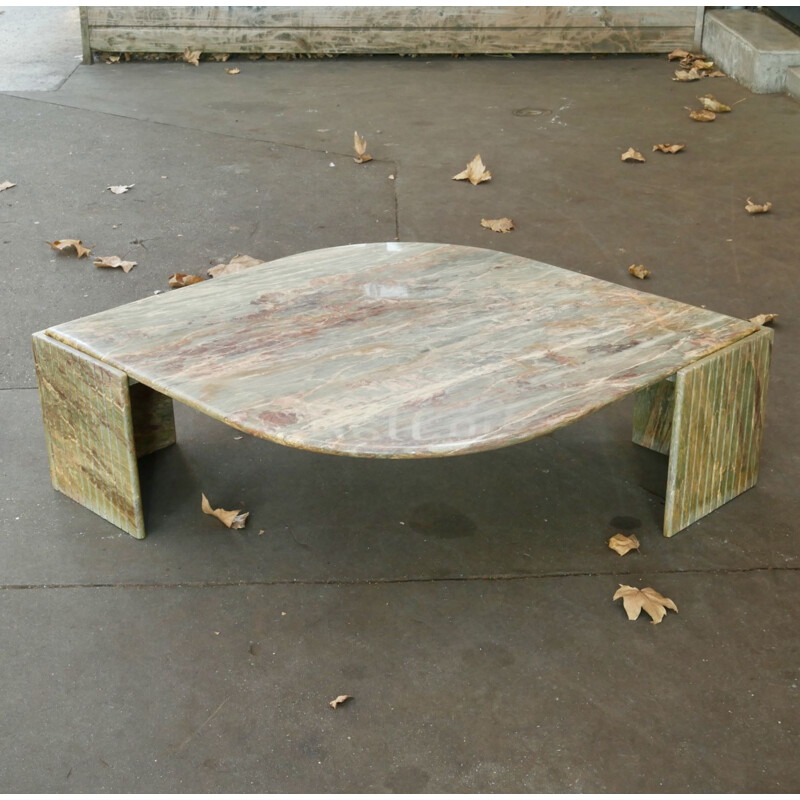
left=748, top=313, right=778, bottom=326
left=48, top=239, right=91, bottom=258
left=207, top=254, right=264, bottom=278
left=182, top=48, right=201, bottom=66
left=608, top=533, right=640, bottom=555
left=667, top=48, right=690, bottom=61
left=103, top=54, right=121, bottom=64
left=201, top=493, right=249, bottom=529
left=692, top=59, right=714, bottom=70
left=708, top=70, right=726, bottom=78
left=453, top=154, right=492, bottom=186
left=621, top=147, right=646, bottom=163
left=353, top=131, right=372, bottom=163
left=209, top=53, right=230, bottom=62
left=107, top=184, right=134, bottom=194
left=329, top=695, right=352, bottom=709
left=673, top=68, right=702, bottom=82
left=628, top=264, right=650, bottom=279
left=613, top=584, right=678, bottom=624
left=480, top=217, right=515, bottom=233
left=688, top=109, right=716, bottom=122
left=698, top=95, right=731, bottom=113
left=94, top=255, right=136, bottom=273
left=226, top=67, right=240, bottom=75
left=745, top=197, right=772, bottom=214
left=168, top=272, right=205, bottom=288
left=652, top=143, right=685, bottom=154
left=0, top=180, right=16, bottom=192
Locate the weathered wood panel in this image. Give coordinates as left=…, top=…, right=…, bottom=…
left=663, top=329, right=773, bottom=537
left=32, top=331, right=145, bottom=539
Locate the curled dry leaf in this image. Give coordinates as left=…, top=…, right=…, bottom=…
left=673, top=68, right=702, bottom=82
left=480, top=217, right=515, bottom=233
left=688, top=108, right=716, bottom=122
left=613, top=584, right=678, bottom=624
left=621, top=147, right=646, bottom=163
left=201, top=493, right=249, bottom=529
left=667, top=48, right=690, bottom=61
left=0, top=180, right=16, bottom=192
left=103, top=54, right=121, bottom=64
left=628, top=264, right=650, bottom=279
left=353, top=131, right=372, bottom=163
left=745, top=197, right=772, bottom=214
left=329, top=695, right=352, bottom=709
left=699, top=95, right=731, bottom=113
left=107, top=184, right=134, bottom=194
left=748, top=313, right=778, bottom=326
left=608, top=533, right=640, bottom=556
left=225, top=67, right=240, bottom=75
left=453, top=154, right=492, bottom=186
left=692, top=59, right=714, bottom=70
left=182, top=48, right=201, bottom=66
left=708, top=70, right=726, bottom=78
left=207, top=254, right=264, bottom=278
left=94, top=255, right=137, bottom=273
left=48, top=239, right=91, bottom=258
left=168, top=272, right=205, bottom=288
left=652, top=143, right=685, bottom=154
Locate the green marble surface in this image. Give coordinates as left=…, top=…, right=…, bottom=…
left=46, top=242, right=758, bottom=457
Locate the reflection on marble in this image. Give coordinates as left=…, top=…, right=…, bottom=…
left=46, top=243, right=759, bottom=457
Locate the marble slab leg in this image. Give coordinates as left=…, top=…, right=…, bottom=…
left=662, top=328, right=773, bottom=537
left=632, top=377, right=675, bottom=455
left=32, top=332, right=146, bottom=539
left=130, top=381, right=176, bottom=458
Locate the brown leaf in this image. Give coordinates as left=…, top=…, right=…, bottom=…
left=628, top=264, right=650, bottom=279
left=107, top=184, right=134, bottom=194
left=48, top=239, right=91, bottom=258
left=688, top=108, right=716, bottom=122
left=0, top=180, right=16, bottom=192
left=480, top=217, right=515, bottom=233
left=225, top=67, right=240, bottom=75
left=698, top=95, right=731, bottom=113
left=667, top=48, right=690, bottom=61
left=652, top=143, right=685, bottom=154
left=103, top=54, right=121, bottom=64
left=673, top=68, right=702, bottom=82
left=745, top=197, right=772, bottom=214
left=94, top=255, right=137, bottom=273
left=168, top=272, right=205, bottom=288
left=329, top=695, right=352, bottom=709
left=209, top=53, right=230, bottom=62
left=707, top=70, right=726, bottom=78
left=748, top=313, right=778, bottom=326
left=452, top=154, right=492, bottom=185
left=621, top=147, right=646, bottom=163
left=613, top=585, right=678, bottom=624
left=182, top=48, right=201, bottom=66
left=608, top=533, right=640, bottom=556
left=201, top=493, right=249, bottom=529
left=353, top=131, right=372, bottom=163
left=207, top=254, right=265, bottom=278
left=692, top=59, right=714, bottom=70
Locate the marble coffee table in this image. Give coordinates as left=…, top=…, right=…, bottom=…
left=33, top=242, right=772, bottom=540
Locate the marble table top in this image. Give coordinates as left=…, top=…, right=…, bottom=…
left=46, top=242, right=758, bottom=457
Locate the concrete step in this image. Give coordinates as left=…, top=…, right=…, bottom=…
left=787, top=65, right=800, bottom=100
left=702, top=9, right=800, bottom=94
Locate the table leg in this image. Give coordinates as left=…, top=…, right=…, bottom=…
left=32, top=332, right=147, bottom=538
left=634, top=328, right=772, bottom=536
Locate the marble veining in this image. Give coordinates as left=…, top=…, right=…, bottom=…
left=46, top=242, right=759, bottom=457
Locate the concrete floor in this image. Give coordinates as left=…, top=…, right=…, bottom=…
left=1, top=31, right=799, bottom=793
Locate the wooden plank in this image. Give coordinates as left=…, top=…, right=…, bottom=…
left=663, top=329, right=772, bottom=537
left=88, top=25, right=699, bottom=55
left=32, top=331, right=145, bottom=539
left=86, top=6, right=700, bottom=31
left=130, top=381, right=177, bottom=458
left=79, top=6, right=93, bottom=64
left=632, top=376, right=675, bottom=455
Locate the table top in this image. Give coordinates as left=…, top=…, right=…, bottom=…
left=46, top=242, right=758, bottom=457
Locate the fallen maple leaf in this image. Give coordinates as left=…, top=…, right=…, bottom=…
left=107, top=184, right=134, bottom=194
left=182, top=48, right=201, bottom=66
left=353, top=131, right=372, bottom=163
left=207, top=254, right=264, bottom=278
left=652, top=143, right=685, bottom=154
left=480, top=217, right=515, bottom=233
left=673, top=68, right=702, bottom=82
left=688, top=108, right=716, bottom=122
left=667, top=48, right=690, bottom=61
left=748, top=313, right=778, bottom=326
left=621, top=147, right=646, bottom=163
left=608, top=533, right=640, bottom=555
left=453, top=154, right=492, bottom=186
left=201, top=493, right=249, bottom=529
left=329, top=695, right=352, bottom=709
left=48, top=239, right=91, bottom=258
left=613, top=584, right=678, bottom=624
left=745, top=197, right=772, bottom=214
left=628, top=264, right=650, bottom=279
left=168, top=272, right=205, bottom=288
left=94, top=255, right=136, bottom=273
left=698, top=95, right=731, bottom=113
left=225, top=67, right=240, bottom=75
left=0, top=180, right=16, bottom=192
